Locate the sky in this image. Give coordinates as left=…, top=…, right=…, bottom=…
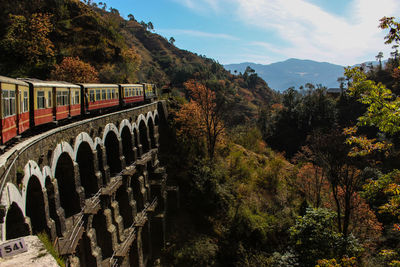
left=97, top=0, right=400, bottom=66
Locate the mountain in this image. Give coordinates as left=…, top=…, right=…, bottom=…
left=224, top=58, right=345, bottom=91
left=0, top=0, right=279, bottom=124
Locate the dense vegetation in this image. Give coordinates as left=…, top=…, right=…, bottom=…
left=2, top=1, right=400, bottom=266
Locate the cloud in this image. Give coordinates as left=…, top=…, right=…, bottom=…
left=173, top=0, right=400, bottom=65
left=158, top=29, right=239, bottom=40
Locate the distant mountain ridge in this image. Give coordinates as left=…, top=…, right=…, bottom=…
left=224, top=58, right=345, bottom=91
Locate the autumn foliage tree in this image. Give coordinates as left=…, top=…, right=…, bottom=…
left=175, top=80, right=224, bottom=160
left=50, top=57, right=99, bottom=83
left=0, top=13, right=55, bottom=76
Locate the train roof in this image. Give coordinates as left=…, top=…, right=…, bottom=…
left=19, top=78, right=80, bottom=88
left=119, top=84, right=143, bottom=87
left=78, top=83, right=119, bottom=88
left=0, top=75, right=29, bottom=86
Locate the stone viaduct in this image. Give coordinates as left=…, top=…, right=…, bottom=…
left=0, top=101, right=178, bottom=266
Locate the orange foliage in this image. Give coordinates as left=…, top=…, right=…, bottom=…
left=296, top=163, right=330, bottom=208
left=51, top=57, right=99, bottom=83
left=325, top=189, right=382, bottom=247
left=27, top=13, right=55, bottom=62
left=175, top=80, right=224, bottom=159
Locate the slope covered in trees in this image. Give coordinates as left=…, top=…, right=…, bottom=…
left=0, top=0, right=278, bottom=124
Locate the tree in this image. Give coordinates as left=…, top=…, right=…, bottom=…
left=128, top=14, right=135, bottom=21
left=306, top=129, right=366, bottom=238
left=169, top=37, right=175, bottom=45
left=50, top=57, right=99, bottom=83
left=0, top=13, right=55, bottom=76
left=175, top=80, right=224, bottom=160
left=290, top=208, right=361, bottom=267
left=147, top=21, right=154, bottom=31
left=376, top=52, right=384, bottom=70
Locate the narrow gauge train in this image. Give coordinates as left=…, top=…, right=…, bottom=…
left=0, top=75, right=157, bottom=145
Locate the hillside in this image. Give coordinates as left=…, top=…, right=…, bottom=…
left=0, top=0, right=278, bottom=124
left=225, top=58, right=345, bottom=91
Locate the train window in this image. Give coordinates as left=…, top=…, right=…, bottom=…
left=96, top=90, right=101, bottom=101
left=89, top=90, right=95, bottom=102
left=37, top=91, right=45, bottom=109
left=74, top=91, right=80, bottom=104
left=20, top=91, right=28, bottom=113
left=102, top=90, right=106, bottom=100
left=112, top=89, right=115, bottom=99
left=124, top=88, right=128, bottom=97
left=2, top=90, right=15, bottom=117
left=57, top=91, right=69, bottom=106
left=107, top=89, right=111, bottom=100
left=47, top=91, right=52, bottom=108
left=23, top=91, right=28, bottom=112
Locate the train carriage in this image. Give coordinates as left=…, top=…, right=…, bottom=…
left=120, top=84, right=144, bottom=106
left=143, top=83, right=156, bottom=102
left=0, top=76, right=30, bottom=144
left=80, top=84, right=119, bottom=113
left=21, top=79, right=81, bottom=127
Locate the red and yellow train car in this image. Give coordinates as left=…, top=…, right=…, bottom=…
left=143, top=83, right=156, bottom=102
left=0, top=76, right=30, bottom=144
left=80, top=84, right=119, bottom=112
left=21, top=79, right=81, bottom=127
left=120, top=84, right=144, bottom=106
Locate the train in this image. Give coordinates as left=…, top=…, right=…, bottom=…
left=0, top=76, right=158, bottom=145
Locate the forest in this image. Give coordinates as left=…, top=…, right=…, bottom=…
left=1, top=0, right=400, bottom=266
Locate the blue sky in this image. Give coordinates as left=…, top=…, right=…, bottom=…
left=97, top=0, right=400, bottom=66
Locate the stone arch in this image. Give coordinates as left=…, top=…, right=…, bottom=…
left=51, top=141, right=75, bottom=177
left=121, top=126, right=134, bottom=166
left=53, top=146, right=82, bottom=218
left=138, top=119, right=150, bottom=154
left=6, top=202, right=29, bottom=240
left=74, top=132, right=96, bottom=156
left=147, top=116, right=156, bottom=149
left=22, top=160, right=46, bottom=190
left=104, top=130, right=122, bottom=175
left=154, top=113, right=159, bottom=126
left=146, top=111, right=154, bottom=125
left=76, top=141, right=100, bottom=198
left=25, top=175, right=50, bottom=235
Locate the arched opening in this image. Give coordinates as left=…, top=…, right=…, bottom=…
left=55, top=152, right=81, bottom=218
left=147, top=117, right=156, bottom=149
left=6, top=202, right=29, bottom=239
left=96, top=144, right=107, bottom=186
left=132, top=176, right=145, bottom=211
left=76, top=142, right=99, bottom=198
left=129, top=238, right=140, bottom=267
left=45, top=177, right=62, bottom=236
left=154, top=115, right=159, bottom=126
left=142, top=221, right=151, bottom=263
left=139, top=120, right=149, bottom=154
left=76, top=232, right=97, bottom=267
left=121, top=127, right=134, bottom=165
left=26, top=176, right=49, bottom=235
left=105, top=131, right=122, bottom=175
left=92, top=212, right=113, bottom=258
left=116, top=185, right=133, bottom=228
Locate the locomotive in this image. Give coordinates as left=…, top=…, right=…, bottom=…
left=0, top=76, right=157, bottom=145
